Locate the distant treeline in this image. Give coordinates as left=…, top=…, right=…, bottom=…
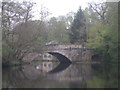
left=1, top=1, right=119, bottom=64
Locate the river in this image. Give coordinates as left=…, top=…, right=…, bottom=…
left=2, top=60, right=118, bottom=88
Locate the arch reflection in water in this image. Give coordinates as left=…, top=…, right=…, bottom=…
left=47, top=63, right=92, bottom=83
left=34, top=61, right=71, bottom=74
left=49, top=62, right=71, bottom=74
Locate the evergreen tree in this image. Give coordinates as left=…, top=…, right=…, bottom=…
left=69, top=7, right=87, bottom=44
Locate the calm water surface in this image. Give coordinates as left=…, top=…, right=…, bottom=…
left=2, top=61, right=118, bottom=88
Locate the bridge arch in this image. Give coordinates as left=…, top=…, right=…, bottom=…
left=48, top=52, right=72, bottom=63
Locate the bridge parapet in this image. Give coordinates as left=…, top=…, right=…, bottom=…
left=45, top=44, right=83, bottom=50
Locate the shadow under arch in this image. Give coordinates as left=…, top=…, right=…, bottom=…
left=48, top=52, right=72, bottom=63
left=48, top=62, right=71, bottom=74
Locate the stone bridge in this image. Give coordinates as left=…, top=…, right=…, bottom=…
left=44, top=44, right=94, bottom=62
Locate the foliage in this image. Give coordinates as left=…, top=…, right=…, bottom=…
left=2, top=41, right=13, bottom=63
left=2, top=1, right=40, bottom=63
left=47, top=16, right=70, bottom=44
left=69, top=7, right=87, bottom=44
left=86, top=2, right=118, bottom=61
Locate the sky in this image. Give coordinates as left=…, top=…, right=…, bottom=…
left=33, top=0, right=101, bottom=16
left=16, top=0, right=105, bottom=19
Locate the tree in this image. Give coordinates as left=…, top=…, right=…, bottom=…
left=69, top=7, right=87, bottom=44
left=88, top=2, right=108, bottom=24
left=66, top=12, right=75, bottom=30
left=2, top=1, right=36, bottom=63
left=47, top=16, right=70, bottom=43
left=86, top=2, right=118, bottom=61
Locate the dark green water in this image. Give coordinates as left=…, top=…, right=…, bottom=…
left=2, top=61, right=118, bottom=88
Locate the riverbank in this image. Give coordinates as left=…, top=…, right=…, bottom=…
left=2, top=57, right=119, bottom=68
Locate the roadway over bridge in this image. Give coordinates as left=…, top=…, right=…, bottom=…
left=44, top=44, right=94, bottom=62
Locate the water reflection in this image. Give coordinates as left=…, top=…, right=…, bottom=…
left=49, top=62, right=71, bottom=73
left=48, top=63, right=93, bottom=83
left=2, top=62, right=118, bottom=88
